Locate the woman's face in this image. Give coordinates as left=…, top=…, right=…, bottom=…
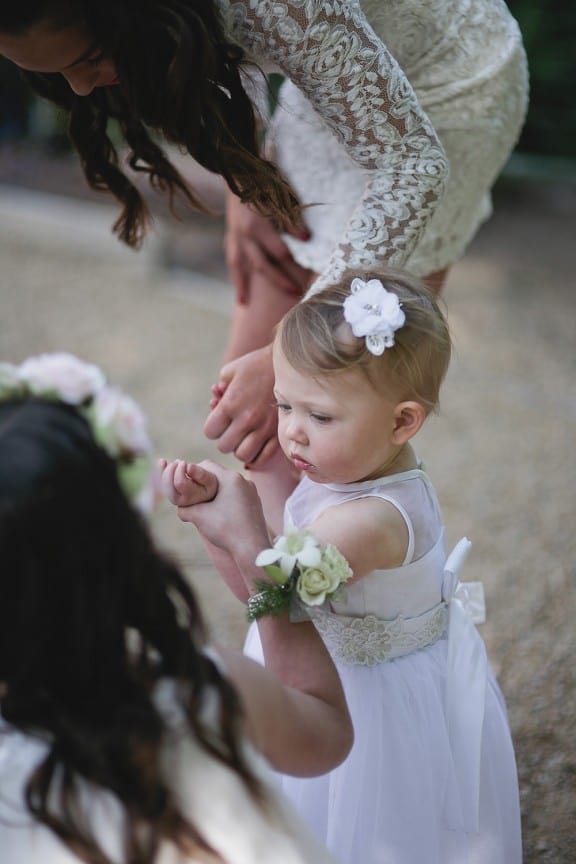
left=0, top=19, right=119, bottom=95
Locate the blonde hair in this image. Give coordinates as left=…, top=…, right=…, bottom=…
left=276, top=268, right=451, bottom=413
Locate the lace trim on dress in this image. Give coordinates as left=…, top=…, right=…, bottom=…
left=220, top=0, right=449, bottom=289
left=309, top=602, right=447, bottom=666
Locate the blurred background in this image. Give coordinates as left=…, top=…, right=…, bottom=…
left=1, top=3, right=575, bottom=863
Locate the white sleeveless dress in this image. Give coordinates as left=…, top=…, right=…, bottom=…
left=219, top=0, right=529, bottom=286
left=245, top=469, right=522, bottom=864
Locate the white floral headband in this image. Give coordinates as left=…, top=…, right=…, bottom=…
left=342, top=277, right=405, bottom=355
left=0, top=353, right=155, bottom=514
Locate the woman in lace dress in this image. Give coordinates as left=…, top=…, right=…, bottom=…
left=162, top=268, right=522, bottom=864
left=0, top=354, right=352, bottom=864
left=0, top=0, right=528, bottom=468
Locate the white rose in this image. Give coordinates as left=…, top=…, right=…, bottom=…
left=296, top=563, right=342, bottom=607
left=90, top=387, right=151, bottom=457
left=18, top=353, right=105, bottom=404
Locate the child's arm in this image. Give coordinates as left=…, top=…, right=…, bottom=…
left=161, top=461, right=353, bottom=776
left=184, top=463, right=353, bottom=775
left=308, top=495, right=411, bottom=583
left=245, top=448, right=301, bottom=537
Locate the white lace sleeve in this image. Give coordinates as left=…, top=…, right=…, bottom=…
left=223, top=0, right=449, bottom=289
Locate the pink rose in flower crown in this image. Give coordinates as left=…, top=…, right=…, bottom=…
left=89, top=387, right=152, bottom=457
left=18, top=353, right=105, bottom=404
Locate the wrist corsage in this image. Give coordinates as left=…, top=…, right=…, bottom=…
left=247, top=529, right=353, bottom=621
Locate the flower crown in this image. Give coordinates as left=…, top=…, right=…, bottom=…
left=343, top=277, right=405, bottom=355
left=0, top=353, right=155, bottom=513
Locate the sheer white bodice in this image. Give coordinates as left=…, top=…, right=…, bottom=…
left=285, top=470, right=453, bottom=665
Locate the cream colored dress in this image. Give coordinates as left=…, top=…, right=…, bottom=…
left=218, top=0, right=528, bottom=285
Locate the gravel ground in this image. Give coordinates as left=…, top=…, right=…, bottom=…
left=0, top=160, right=574, bottom=862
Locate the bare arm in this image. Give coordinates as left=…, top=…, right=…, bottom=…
left=162, top=459, right=353, bottom=775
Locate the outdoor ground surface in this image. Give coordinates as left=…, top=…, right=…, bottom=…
left=1, top=147, right=575, bottom=862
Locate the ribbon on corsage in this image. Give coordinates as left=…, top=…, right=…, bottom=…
left=343, top=278, right=405, bottom=355
left=442, top=537, right=487, bottom=834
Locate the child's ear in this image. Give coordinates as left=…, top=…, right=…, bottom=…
left=392, top=401, right=427, bottom=444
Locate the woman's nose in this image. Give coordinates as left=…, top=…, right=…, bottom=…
left=63, top=70, right=98, bottom=96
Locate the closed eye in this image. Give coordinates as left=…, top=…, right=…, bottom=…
left=86, top=51, right=106, bottom=68
left=273, top=401, right=291, bottom=414
left=311, top=413, right=332, bottom=424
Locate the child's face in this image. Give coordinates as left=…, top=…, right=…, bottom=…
left=273, top=345, right=403, bottom=485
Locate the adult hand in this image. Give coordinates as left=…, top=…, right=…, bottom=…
left=225, top=191, right=313, bottom=305
left=204, top=344, right=278, bottom=467
left=177, top=460, right=270, bottom=565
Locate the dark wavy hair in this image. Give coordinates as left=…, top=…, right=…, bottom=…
left=0, top=397, right=262, bottom=864
left=0, top=0, right=301, bottom=246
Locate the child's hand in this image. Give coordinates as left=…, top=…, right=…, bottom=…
left=159, top=459, right=219, bottom=508
left=209, top=379, right=229, bottom=411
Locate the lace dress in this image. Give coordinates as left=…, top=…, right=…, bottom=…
left=244, top=469, right=522, bottom=864
left=0, top=679, right=338, bottom=864
left=217, top=0, right=528, bottom=287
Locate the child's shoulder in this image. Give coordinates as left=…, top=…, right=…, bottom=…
left=310, top=493, right=412, bottom=576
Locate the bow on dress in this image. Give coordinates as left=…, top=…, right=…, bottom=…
left=442, top=537, right=487, bottom=834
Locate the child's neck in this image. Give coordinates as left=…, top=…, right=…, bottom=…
left=357, top=443, right=418, bottom=484
left=386, top=443, right=418, bottom=475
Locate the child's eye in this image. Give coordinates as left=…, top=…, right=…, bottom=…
left=311, top=413, right=332, bottom=424
left=273, top=401, right=291, bottom=414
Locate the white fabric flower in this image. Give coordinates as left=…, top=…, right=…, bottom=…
left=18, top=353, right=105, bottom=404
left=343, top=278, right=405, bottom=355
left=255, top=530, right=322, bottom=577
left=89, top=387, right=151, bottom=457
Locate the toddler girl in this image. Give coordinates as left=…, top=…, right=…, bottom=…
left=163, top=270, right=522, bottom=864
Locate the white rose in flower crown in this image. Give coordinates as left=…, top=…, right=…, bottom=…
left=89, top=387, right=151, bottom=457
left=18, top=353, right=106, bottom=404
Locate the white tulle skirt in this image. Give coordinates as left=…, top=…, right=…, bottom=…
left=245, top=625, right=522, bottom=864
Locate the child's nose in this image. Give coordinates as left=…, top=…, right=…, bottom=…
left=286, top=416, right=308, bottom=444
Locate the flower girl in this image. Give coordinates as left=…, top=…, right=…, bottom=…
left=0, top=352, right=352, bottom=864
left=163, top=269, right=522, bottom=864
